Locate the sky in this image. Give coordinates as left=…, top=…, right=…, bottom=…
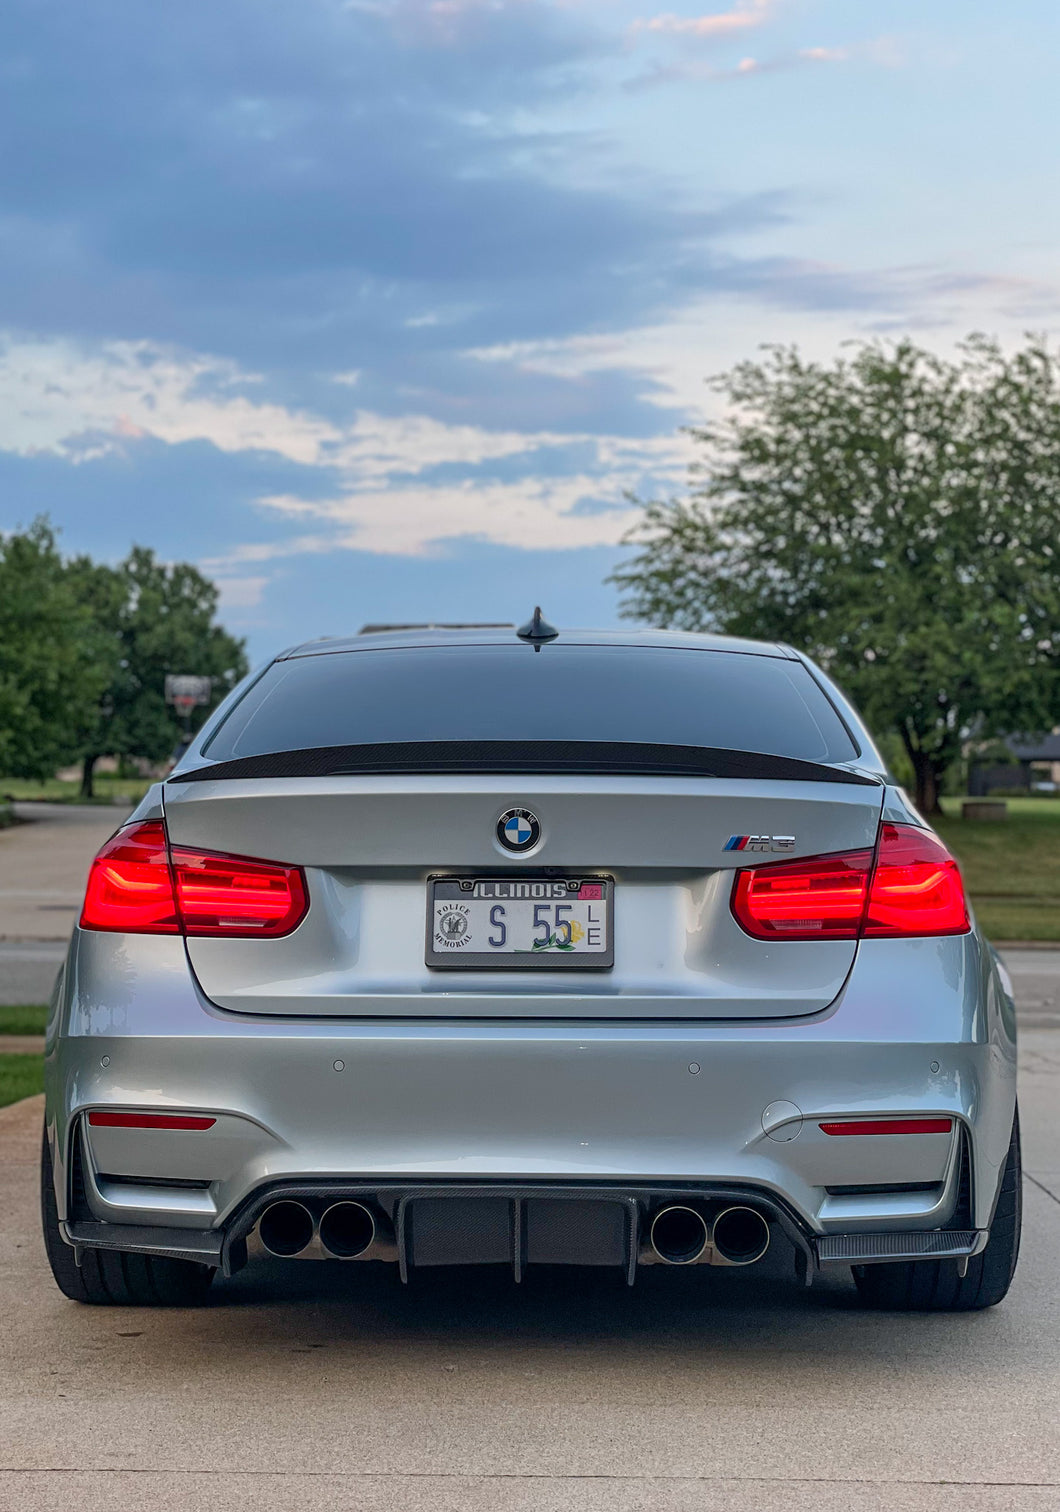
left=2, top=0, right=1059, bottom=663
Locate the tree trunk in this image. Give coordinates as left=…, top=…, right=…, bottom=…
left=908, top=748, right=943, bottom=817
left=80, top=753, right=98, bottom=800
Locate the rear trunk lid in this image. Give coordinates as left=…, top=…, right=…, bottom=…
left=163, top=773, right=883, bottom=1019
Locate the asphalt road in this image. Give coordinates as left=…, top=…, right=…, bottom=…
left=2, top=801, right=1059, bottom=1511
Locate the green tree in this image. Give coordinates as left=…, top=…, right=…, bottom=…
left=75, top=547, right=248, bottom=797
left=611, top=336, right=1060, bottom=814
left=0, top=521, right=114, bottom=780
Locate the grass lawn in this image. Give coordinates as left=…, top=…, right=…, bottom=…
left=0, top=1004, right=48, bottom=1035
left=0, top=773, right=149, bottom=806
left=0, top=1053, right=44, bottom=1108
left=936, top=797, right=1060, bottom=942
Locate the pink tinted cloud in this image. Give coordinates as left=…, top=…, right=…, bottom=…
left=632, top=0, right=774, bottom=40
left=625, top=41, right=848, bottom=90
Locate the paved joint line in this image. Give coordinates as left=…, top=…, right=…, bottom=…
left=1, top=1471, right=1059, bottom=1488
left=1026, top=1171, right=1060, bottom=1208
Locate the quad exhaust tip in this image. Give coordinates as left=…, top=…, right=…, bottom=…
left=258, top=1200, right=315, bottom=1257
left=711, top=1205, right=770, bottom=1266
left=318, top=1201, right=376, bottom=1258
left=649, top=1205, right=711, bottom=1265
left=648, top=1203, right=771, bottom=1266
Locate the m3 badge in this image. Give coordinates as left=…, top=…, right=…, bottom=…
left=724, top=834, right=797, bottom=853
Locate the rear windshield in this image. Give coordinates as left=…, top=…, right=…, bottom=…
left=202, top=645, right=857, bottom=765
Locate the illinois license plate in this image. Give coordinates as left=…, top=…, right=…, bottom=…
left=426, top=877, right=614, bottom=970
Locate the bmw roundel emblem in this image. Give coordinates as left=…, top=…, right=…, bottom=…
left=497, top=807, right=541, bottom=852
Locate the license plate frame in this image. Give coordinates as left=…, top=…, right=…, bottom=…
left=425, top=875, right=614, bottom=971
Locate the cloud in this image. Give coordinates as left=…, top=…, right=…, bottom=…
left=798, top=46, right=846, bottom=63
left=0, top=329, right=688, bottom=476
left=213, top=574, right=270, bottom=611
left=0, top=331, right=688, bottom=561
left=625, top=24, right=902, bottom=91
left=0, top=338, right=336, bottom=465
left=0, top=0, right=792, bottom=410
left=330, top=413, right=586, bottom=479
left=0, top=0, right=922, bottom=466
left=626, top=41, right=847, bottom=89
left=368, top=0, right=594, bottom=53
left=0, top=0, right=1051, bottom=666
left=631, top=1, right=775, bottom=40
left=249, top=475, right=645, bottom=557
left=467, top=266, right=1060, bottom=422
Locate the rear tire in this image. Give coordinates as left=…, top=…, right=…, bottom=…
left=853, top=1109, right=1021, bottom=1312
left=40, top=1128, right=214, bottom=1306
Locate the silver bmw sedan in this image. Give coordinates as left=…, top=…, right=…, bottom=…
left=41, top=618, right=1020, bottom=1310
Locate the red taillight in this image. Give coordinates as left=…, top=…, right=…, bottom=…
left=862, top=823, right=969, bottom=937
left=80, top=821, right=180, bottom=934
left=820, top=1118, right=953, bottom=1136
left=731, top=850, right=873, bottom=940
left=80, top=821, right=308, bottom=938
left=87, top=1111, right=216, bottom=1130
left=170, top=846, right=307, bottom=937
left=731, top=823, right=969, bottom=942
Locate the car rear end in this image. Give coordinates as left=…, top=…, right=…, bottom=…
left=43, top=628, right=1018, bottom=1303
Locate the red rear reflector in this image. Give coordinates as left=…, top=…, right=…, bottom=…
left=79, top=821, right=180, bottom=934
left=731, top=850, right=873, bottom=940
left=171, top=847, right=308, bottom=937
left=80, top=821, right=308, bottom=938
left=820, top=1118, right=953, bottom=1136
left=88, top=1111, right=216, bottom=1130
left=863, top=824, right=969, bottom=937
left=730, top=823, right=969, bottom=942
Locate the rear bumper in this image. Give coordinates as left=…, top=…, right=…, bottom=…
left=45, top=927, right=1017, bottom=1269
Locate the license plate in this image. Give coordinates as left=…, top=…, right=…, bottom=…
left=426, top=877, right=614, bottom=970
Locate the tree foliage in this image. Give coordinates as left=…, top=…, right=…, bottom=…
left=0, top=521, right=113, bottom=780
left=0, top=523, right=248, bottom=795
left=75, top=546, right=248, bottom=796
left=611, top=336, right=1060, bottom=813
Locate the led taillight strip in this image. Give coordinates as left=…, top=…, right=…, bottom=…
left=79, top=821, right=308, bottom=937
left=819, top=1118, right=953, bottom=1137
left=730, top=823, right=970, bottom=941
left=87, top=1111, right=216, bottom=1131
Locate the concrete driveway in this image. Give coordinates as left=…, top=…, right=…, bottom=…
left=2, top=1043, right=1059, bottom=1509
left=1, top=802, right=1059, bottom=1510
left=2, top=1035, right=1059, bottom=1512
left=0, top=803, right=130, bottom=1004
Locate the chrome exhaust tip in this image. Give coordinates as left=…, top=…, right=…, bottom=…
left=649, top=1204, right=710, bottom=1265
left=258, top=1200, right=315, bottom=1257
left=711, top=1205, right=770, bottom=1266
left=318, top=1201, right=377, bottom=1259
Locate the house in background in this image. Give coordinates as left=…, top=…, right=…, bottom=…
left=968, top=732, right=1060, bottom=795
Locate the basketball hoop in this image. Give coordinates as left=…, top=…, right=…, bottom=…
left=165, top=675, right=213, bottom=731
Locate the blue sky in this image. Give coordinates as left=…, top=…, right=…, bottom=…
left=2, top=0, right=1058, bottom=661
